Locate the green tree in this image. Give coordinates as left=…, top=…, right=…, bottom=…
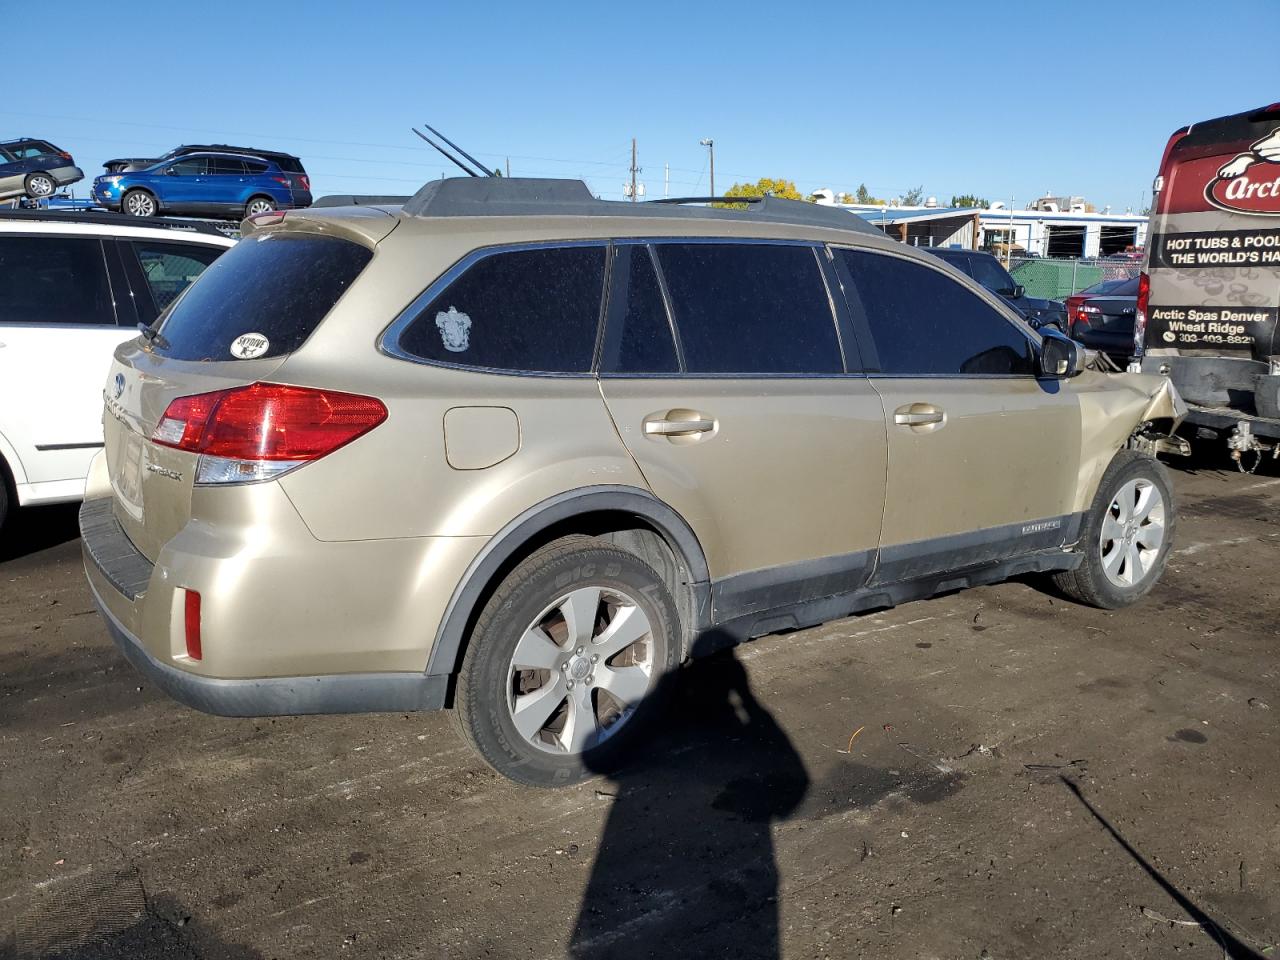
left=854, top=183, right=886, bottom=205
left=901, top=185, right=924, bottom=205
left=950, top=194, right=989, bottom=208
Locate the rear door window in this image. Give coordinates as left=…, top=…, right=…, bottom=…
left=154, top=233, right=371, bottom=361
left=394, top=245, right=606, bottom=373
left=654, top=242, right=843, bottom=374
left=126, top=241, right=225, bottom=318
left=210, top=157, right=248, bottom=175
left=600, top=245, right=679, bottom=374
left=837, top=249, right=1036, bottom=376
left=0, top=236, right=116, bottom=326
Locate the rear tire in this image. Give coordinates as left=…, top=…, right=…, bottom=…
left=24, top=172, right=55, bottom=199
left=452, top=535, right=680, bottom=787
left=123, top=189, right=157, bottom=217
left=1054, top=450, right=1175, bottom=609
left=245, top=196, right=276, bottom=218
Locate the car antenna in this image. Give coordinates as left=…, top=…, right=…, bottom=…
left=411, top=128, right=483, bottom=178
left=421, top=123, right=495, bottom=178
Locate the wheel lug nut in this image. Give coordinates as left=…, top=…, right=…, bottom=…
left=586, top=675, right=594, bottom=684
left=576, top=646, right=584, bottom=655
left=591, top=654, right=599, bottom=663
left=566, top=680, right=574, bottom=690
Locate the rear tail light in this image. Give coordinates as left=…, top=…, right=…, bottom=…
left=58, top=151, right=72, bottom=161
left=272, top=176, right=291, bottom=187
left=1074, top=304, right=1102, bottom=328
left=152, top=382, right=387, bottom=484
left=299, top=175, right=311, bottom=192
left=1134, top=271, right=1150, bottom=356
left=184, top=589, right=202, bottom=660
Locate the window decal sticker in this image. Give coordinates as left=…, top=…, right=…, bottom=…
left=230, top=332, right=270, bottom=359
left=436, top=306, right=472, bottom=353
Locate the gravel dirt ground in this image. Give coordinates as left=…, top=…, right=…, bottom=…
left=1, top=460, right=1278, bottom=960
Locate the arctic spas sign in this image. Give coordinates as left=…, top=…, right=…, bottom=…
left=1205, top=126, right=1280, bottom=216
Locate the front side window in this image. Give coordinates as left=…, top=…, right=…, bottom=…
left=395, top=245, right=606, bottom=373
left=600, top=245, right=678, bottom=374
left=838, top=249, right=1036, bottom=376
left=0, top=236, right=115, bottom=326
left=167, top=157, right=206, bottom=177
left=654, top=243, right=842, bottom=374
left=968, top=255, right=1018, bottom=296
left=129, top=241, right=225, bottom=314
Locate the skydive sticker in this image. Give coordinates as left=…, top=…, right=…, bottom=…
left=1205, top=126, right=1280, bottom=216
left=230, top=333, right=270, bottom=359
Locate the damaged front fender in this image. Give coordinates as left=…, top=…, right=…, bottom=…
left=1070, top=372, right=1188, bottom=515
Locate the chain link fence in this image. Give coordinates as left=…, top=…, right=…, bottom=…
left=1007, top=257, right=1141, bottom=300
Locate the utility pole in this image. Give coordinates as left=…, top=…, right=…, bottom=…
left=664, top=162, right=669, bottom=198
left=700, top=138, right=715, bottom=197
left=630, top=138, right=639, bottom=202
left=505, top=157, right=510, bottom=177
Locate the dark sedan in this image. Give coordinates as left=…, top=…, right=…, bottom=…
left=1065, top=276, right=1139, bottom=361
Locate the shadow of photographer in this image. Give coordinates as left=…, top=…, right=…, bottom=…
left=569, top=634, right=808, bottom=959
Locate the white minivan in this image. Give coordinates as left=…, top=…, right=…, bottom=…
left=0, top=211, right=232, bottom=529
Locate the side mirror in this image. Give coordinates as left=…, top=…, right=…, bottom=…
left=1039, top=330, right=1085, bottom=378
left=1012, top=284, right=1025, bottom=299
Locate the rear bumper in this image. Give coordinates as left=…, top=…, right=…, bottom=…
left=78, top=494, right=473, bottom=716
left=88, top=578, right=448, bottom=716
left=48, top=165, right=84, bottom=186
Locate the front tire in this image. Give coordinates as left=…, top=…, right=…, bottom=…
left=1054, top=450, right=1175, bottom=609
left=452, top=536, right=680, bottom=787
left=24, top=173, right=55, bottom=198
left=122, top=189, right=157, bottom=217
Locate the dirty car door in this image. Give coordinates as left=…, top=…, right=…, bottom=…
left=832, top=246, right=1082, bottom=584
left=597, top=241, right=887, bottom=626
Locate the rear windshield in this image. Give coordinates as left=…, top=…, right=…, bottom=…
left=154, top=233, right=371, bottom=361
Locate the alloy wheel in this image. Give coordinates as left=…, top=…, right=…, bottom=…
left=247, top=199, right=274, bottom=215
left=506, top=586, right=656, bottom=756
left=28, top=175, right=54, bottom=197
left=1099, top=478, right=1166, bottom=587
left=126, top=193, right=155, bottom=216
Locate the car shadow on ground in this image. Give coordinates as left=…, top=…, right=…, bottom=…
left=0, top=502, right=81, bottom=565
left=568, top=638, right=808, bottom=960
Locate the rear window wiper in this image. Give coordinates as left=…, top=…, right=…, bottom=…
left=138, top=321, right=170, bottom=351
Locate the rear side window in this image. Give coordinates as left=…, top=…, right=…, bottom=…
left=0, top=236, right=116, bottom=325
left=155, top=234, right=371, bottom=361
left=128, top=241, right=224, bottom=314
left=655, top=243, right=842, bottom=374
left=395, top=245, right=606, bottom=373
left=837, top=250, right=1036, bottom=376
left=245, top=160, right=269, bottom=174
left=600, top=245, right=679, bottom=374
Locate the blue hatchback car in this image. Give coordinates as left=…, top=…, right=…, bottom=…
left=93, top=152, right=313, bottom=220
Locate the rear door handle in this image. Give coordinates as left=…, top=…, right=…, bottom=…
left=893, top=403, right=945, bottom=427
left=643, top=409, right=717, bottom=439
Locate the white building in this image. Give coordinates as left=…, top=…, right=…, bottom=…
left=815, top=198, right=1148, bottom=258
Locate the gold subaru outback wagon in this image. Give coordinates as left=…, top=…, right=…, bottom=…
left=81, top=178, right=1185, bottom=786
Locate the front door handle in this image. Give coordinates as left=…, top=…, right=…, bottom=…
left=893, top=403, right=946, bottom=427
left=643, top=409, right=717, bottom=441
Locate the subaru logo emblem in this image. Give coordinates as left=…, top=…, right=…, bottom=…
left=114, top=373, right=125, bottom=399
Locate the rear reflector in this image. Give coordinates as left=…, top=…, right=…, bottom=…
left=153, top=382, right=387, bottom=484
left=184, top=589, right=202, bottom=660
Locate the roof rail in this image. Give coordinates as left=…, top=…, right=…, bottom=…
left=0, top=208, right=232, bottom=237
left=400, top=177, right=879, bottom=235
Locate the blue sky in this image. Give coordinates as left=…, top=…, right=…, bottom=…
left=7, top=0, right=1278, bottom=210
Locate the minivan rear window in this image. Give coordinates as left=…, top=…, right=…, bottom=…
left=154, top=233, right=371, bottom=361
